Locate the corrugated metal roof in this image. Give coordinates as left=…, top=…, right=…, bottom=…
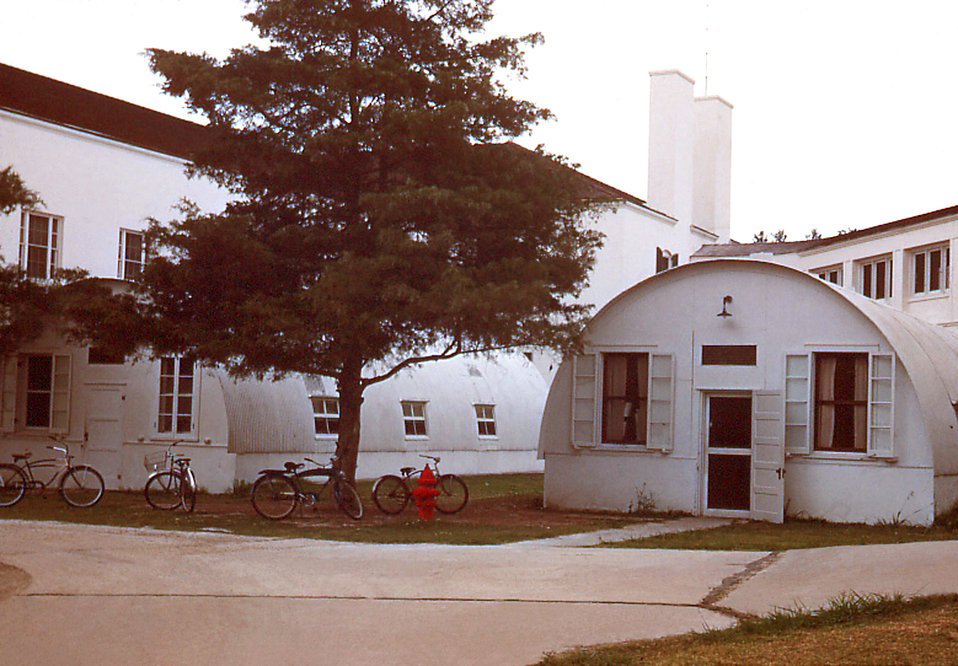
left=214, top=371, right=316, bottom=454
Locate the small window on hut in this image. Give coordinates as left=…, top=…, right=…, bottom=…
left=813, top=352, right=867, bottom=452
left=600, top=353, right=649, bottom=444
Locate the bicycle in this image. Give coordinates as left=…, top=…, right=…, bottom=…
left=143, top=441, right=197, bottom=512
left=371, top=454, right=468, bottom=515
left=250, top=455, right=363, bottom=521
left=0, top=435, right=105, bottom=508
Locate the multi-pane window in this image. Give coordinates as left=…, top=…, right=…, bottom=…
left=911, top=244, right=949, bottom=296
left=158, top=357, right=195, bottom=434
left=858, top=256, right=892, bottom=299
left=474, top=404, right=496, bottom=437
left=23, top=354, right=70, bottom=430
left=813, top=352, right=867, bottom=452
left=118, top=229, right=145, bottom=280
left=19, top=212, right=61, bottom=279
left=601, top=353, right=649, bottom=444
left=311, top=396, right=339, bottom=436
left=815, top=265, right=842, bottom=286
left=401, top=401, right=427, bottom=436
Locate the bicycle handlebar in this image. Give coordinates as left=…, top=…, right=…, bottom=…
left=419, top=454, right=440, bottom=463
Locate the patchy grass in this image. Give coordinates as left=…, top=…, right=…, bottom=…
left=538, top=593, right=958, bottom=665
left=0, top=473, right=644, bottom=545
left=601, top=517, right=958, bottom=551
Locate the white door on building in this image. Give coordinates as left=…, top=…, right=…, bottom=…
left=704, top=394, right=752, bottom=515
left=84, top=384, right=124, bottom=451
left=751, top=390, right=785, bottom=523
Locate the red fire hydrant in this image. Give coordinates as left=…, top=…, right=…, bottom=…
left=410, top=465, right=441, bottom=520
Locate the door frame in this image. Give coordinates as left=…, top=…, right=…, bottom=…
left=701, top=390, right=752, bottom=518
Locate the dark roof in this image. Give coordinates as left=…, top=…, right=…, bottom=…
left=0, top=62, right=208, bottom=159
left=694, top=239, right=821, bottom=258
left=695, top=204, right=958, bottom=258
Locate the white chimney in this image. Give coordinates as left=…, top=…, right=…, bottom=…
left=646, top=70, right=732, bottom=241
left=694, top=96, right=733, bottom=242
left=647, top=70, right=695, bottom=226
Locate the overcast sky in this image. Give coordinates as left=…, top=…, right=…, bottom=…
left=2, top=0, right=958, bottom=241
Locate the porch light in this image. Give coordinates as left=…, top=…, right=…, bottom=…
left=717, top=295, right=733, bottom=318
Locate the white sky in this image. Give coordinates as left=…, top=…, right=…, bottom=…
left=2, top=0, right=958, bottom=241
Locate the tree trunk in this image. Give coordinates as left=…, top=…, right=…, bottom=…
left=335, top=356, right=364, bottom=484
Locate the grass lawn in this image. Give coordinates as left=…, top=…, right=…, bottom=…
left=600, top=516, right=958, bottom=551
left=537, top=593, right=958, bottom=665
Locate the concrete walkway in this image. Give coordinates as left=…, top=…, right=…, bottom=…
left=2, top=519, right=958, bottom=665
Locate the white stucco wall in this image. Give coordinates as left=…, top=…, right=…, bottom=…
left=735, top=213, right=958, bottom=327
left=0, top=109, right=228, bottom=277
left=540, top=260, right=947, bottom=524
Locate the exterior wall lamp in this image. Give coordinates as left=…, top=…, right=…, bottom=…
left=717, top=295, right=733, bottom=318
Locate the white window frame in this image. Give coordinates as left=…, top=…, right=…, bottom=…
left=474, top=404, right=497, bottom=438
left=0, top=353, right=71, bottom=433
left=118, top=228, right=146, bottom=280
left=311, top=395, right=339, bottom=438
left=857, top=255, right=893, bottom=300
left=909, top=243, right=950, bottom=297
left=156, top=356, right=199, bottom=436
left=785, top=350, right=895, bottom=459
left=571, top=349, right=673, bottom=452
left=813, top=264, right=843, bottom=286
left=19, top=211, right=62, bottom=280
left=401, top=400, right=428, bottom=438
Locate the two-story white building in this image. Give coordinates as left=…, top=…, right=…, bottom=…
left=0, top=63, right=726, bottom=491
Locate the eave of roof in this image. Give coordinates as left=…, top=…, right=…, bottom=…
left=0, top=62, right=208, bottom=159
left=695, top=204, right=958, bottom=258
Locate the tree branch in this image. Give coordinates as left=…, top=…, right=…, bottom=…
left=361, top=339, right=529, bottom=388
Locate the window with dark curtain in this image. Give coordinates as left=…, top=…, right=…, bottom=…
left=601, top=353, right=648, bottom=444
left=814, top=352, right=867, bottom=451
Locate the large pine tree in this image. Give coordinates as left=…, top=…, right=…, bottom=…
left=142, top=0, right=603, bottom=480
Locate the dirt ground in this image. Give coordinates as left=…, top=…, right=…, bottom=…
left=193, top=491, right=626, bottom=529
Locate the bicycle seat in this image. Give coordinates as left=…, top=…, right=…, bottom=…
left=12, top=451, right=31, bottom=461
left=400, top=466, right=416, bottom=476
left=284, top=461, right=304, bottom=473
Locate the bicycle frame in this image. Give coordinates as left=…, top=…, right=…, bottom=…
left=286, top=459, right=338, bottom=504
left=17, top=445, right=75, bottom=492
left=400, top=454, right=444, bottom=481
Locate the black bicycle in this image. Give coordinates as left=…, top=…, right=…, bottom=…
left=250, top=456, right=363, bottom=521
left=0, top=435, right=105, bottom=508
left=371, top=454, right=468, bottom=515
left=143, top=441, right=197, bottom=512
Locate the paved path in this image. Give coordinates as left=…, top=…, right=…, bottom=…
left=2, top=519, right=958, bottom=665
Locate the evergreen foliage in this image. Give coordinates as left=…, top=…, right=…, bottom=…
left=139, top=0, right=604, bottom=479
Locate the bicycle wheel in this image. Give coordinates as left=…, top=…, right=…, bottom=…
left=0, top=464, right=27, bottom=507
left=181, top=468, right=197, bottom=513
left=332, top=478, right=364, bottom=520
left=145, top=471, right=182, bottom=510
left=59, top=465, right=104, bottom=507
left=250, top=474, right=297, bottom=520
left=371, top=474, right=410, bottom=515
left=435, top=474, right=468, bottom=514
